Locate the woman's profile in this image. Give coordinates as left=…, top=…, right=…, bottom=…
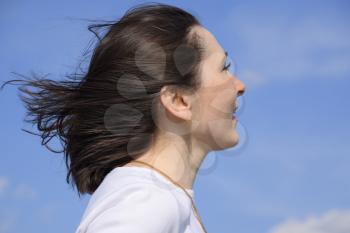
left=2, top=2, right=245, bottom=233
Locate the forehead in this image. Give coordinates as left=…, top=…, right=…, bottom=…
left=190, top=26, right=230, bottom=89
left=192, top=26, right=225, bottom=60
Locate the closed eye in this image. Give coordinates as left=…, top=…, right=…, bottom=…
left=222, top=62, right=231, bottom=71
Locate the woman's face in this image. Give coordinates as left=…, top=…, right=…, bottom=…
left=191, top=26, right=246, bottom=150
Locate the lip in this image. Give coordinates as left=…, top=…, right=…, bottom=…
left=232, top=106, right=238, bottom=117
left=233, top=105, right=238, bottom=112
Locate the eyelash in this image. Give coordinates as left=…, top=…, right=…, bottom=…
left=222, top=62, right=231, bottom=71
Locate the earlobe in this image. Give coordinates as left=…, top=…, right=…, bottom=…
left=180, top=94, right=193, bottom=120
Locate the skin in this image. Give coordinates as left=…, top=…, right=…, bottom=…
left=124, top=26, right=246, bottom=190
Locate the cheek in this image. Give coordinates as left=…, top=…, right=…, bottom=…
left=195, top=85, right=235, bottom=122
left=209, top=88, right=235, bottom=118
left=202, top=78, right=236, bottom=115
left=192, top=109, right=237, bottom=150
left=192, top=96, right=210, bottom=124
left=192, top=92, right=233, bottom=138
left=190, top=94, right=212, bottom=136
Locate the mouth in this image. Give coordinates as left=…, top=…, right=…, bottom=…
left=232, top=112, right=236, bottom=119
left=232, top=105, right=238, bottom=119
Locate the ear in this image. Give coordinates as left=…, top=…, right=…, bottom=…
left=159, top=86, right=193, bottom=121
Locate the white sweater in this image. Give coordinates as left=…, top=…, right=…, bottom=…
left=74, top=166, right=205, bottom=233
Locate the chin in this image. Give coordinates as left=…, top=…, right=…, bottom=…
left=205, top=118, right=240, bottom=150
left=212, top=131, right=240, bottom=150
left=230, top=131, right=240, bottom=147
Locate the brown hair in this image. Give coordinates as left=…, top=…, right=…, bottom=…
left=1, top=2, right=205, bottom=196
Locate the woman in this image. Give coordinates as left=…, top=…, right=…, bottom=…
left=3, top=2, right=245, bottom=233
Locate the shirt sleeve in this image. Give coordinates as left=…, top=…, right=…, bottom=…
left=85, top=184, right=183, bottom=233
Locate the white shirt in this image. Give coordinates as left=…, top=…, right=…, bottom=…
left=75, top=166, right=206, bottom=233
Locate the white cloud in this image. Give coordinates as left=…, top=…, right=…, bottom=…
left=13, top=183, right=37, bottom=200
left=35, top=204, right=57, bottom=225
left=269, top=209, right=350, bottom=233
left=239, top=69, right=267, bottom=89
left=0, top=213, right=17, bottom=233
left=226, top=3, right=350, bottom=82
left=0, top=176, right=38, bottom=200
left=0, top=177, right=9, bottom=195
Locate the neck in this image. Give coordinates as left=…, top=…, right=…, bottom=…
left=123, top=131, right=211, bottom=190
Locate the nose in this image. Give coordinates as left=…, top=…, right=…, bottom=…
left=234, top=78, right=246, bottom=96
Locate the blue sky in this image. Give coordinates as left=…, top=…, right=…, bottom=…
left=1, top=0, right=349, bottom=232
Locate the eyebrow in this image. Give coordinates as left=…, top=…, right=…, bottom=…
left=221, top=51, right=228, bottom=66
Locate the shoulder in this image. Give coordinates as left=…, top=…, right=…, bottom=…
left=78, top=183, right=186, bottom=233
left=110, top=182, right=182, bottom=220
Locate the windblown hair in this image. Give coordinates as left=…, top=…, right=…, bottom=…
left=1, top=2, right=205, bottom=196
